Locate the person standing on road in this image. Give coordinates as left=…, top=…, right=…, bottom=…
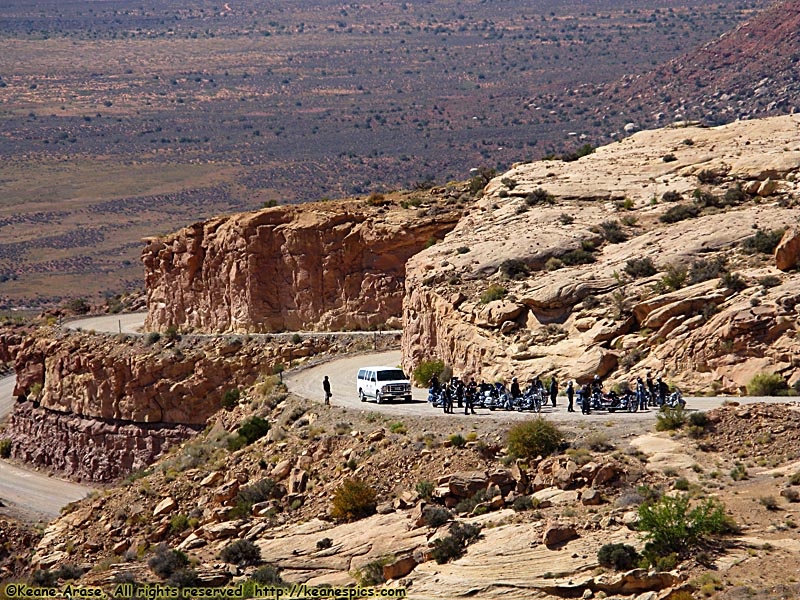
left=581, top=383, right=592, bottom=415
left=646, top=372, right=655, bottom=407
left=322, top=375, right=332, bottom=406
left=566, top=380, right=574, bottom=412
left=636, top=376, right=647, bottom=411
left=465, top=377, right=477, bottom=415
left=658, top=377, right=668, bottom=406
left=549, top=377, right=558, bottom=408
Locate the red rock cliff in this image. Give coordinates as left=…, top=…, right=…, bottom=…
left=142, top=198, right=461, bottom=333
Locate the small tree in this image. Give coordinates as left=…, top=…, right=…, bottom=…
left=507, top=418, right=563, bottom=460
left=412, top=359, right=445, bottom=387
left=331, top=479, right=377, bottom=522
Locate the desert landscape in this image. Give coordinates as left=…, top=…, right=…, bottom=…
left=2, top=0, right=800, bottom=599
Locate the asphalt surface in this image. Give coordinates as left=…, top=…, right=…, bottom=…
left=286, top=350, right=793, bottom=422
left=0, top=375, right=94, bottom=519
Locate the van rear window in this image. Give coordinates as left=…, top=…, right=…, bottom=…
left=376, top=369, right=406, bottom=381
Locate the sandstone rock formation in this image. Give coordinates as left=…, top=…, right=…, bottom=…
left=0, top=328, right=338, bottom=480
left=143, top=194, right=462, bottom=333
left=402, top=116, right=800, bottom=393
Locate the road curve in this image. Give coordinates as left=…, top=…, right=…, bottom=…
left=286, top=350, right=793, bottom=422
left=0, top=376, right=94, bottom=520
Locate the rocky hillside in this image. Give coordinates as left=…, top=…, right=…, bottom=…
left=402, top=115, right=800, bottom=393
left=0, top=329, right=391, bottom=481
left=598, top=0, right=800, bottom=132
left=143, top=187, right=468, bottom=334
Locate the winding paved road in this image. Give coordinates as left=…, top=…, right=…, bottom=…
left=2, top=311, right=787, bottom=520
left=286, top=350, right=791, bottom=422
left=0, top=376, right=94, bottom=520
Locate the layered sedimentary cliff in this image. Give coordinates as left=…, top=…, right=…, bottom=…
left=402, top=115, right=800, bottom=393
left=1, top=329, right=340, bottom=480
left=143, top=193, right=462, bottom=333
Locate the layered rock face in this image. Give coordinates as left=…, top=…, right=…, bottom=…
left=143, top=197, right=461, bottom=333
left=402, top=115, right=800, bottom=393
left=2, top=329, right=334, bottom=480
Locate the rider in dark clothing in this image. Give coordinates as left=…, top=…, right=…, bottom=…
left=442, top=386, right=453, bottom=414
left=636, top=376, right=647, bottom=411
left=657, top=377, right=668, bottom=406
left=430, top=373, right=440, bottom=393
left=549, top=377, right=558, bottom=408
left=646, top=372, right=655, bottom=407
left=465, top=378, right=477, bottom=415
left=510, top=377, right=521, bottom=398
left=566, top=381, right=575, bottom=412
left=580, top=383, right=592, bottom=414
left=453, top=378, right=464, bottom=409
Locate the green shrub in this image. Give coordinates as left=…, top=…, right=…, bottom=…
left=720, top=271, right=747, bottom=292
left=0, top=439, right=11, bottom=458
left=688, top=412, right=709, bottom=428
left=167, top=568, right=200, bottom=589
left=662, top=153, right=677, bottom=163
left=759, top=275, right=782, bottom=288
left=499, top=259, right=529, bottom=280
left=456, top=246, right=470, bottom=254
left=389, top=422, right=406, bottom=434
left=660, top=204, right=700, bottom=223
left=659, top=263, right=688, bottom=291
left=237, top=416, right=270, bottom=445
left=423, top=506, right=453, bottom=528
left=696, top=169, right=723, bottom=184
left=730, top=463, right=748, bottom=481
left=759, top=496, right=779, bottom=511
left=169, top=513, right=190, bottom=534
left=145, top=331, right=161, bottom=345
left=512, top=495, right=539, bottom=512
left=661, top=191, right=682, bottom=203
left=638, top=494, right=730, bottom=558
left=354, top=556, right=393, bottom=586
left=331, top=479, right=377, bottom=522
left=229, top=478, right=278, bottom=518
left=747, top=373, right=788, bottom=396
left=455, top=489, right=489, bottom=515
left=251, top=564, right=284, bottom=586
left=692, top=188, right=720, bottom=208
left=559, top=213, right=574, bottom=225
left=221, top=388, right=241, bottom=410
left=545, top=257, right=564, bottom=271
left=724, top=184, right=746, bottom=204
left=560, top=248, right=596, bottom=266
left=316, top=538, right=333, bottom=551
left=741, top=228, right=785, bottom=255
left=412, top=359, right=445, bottom=387
left=601, top=220, right=628, bottom=243
left=525, top=188, right=555, bottom=206
left=597, top=543, right=640, bottom=570
left=449, top=433, right=466, bottom=448
left=655, top=406, right=686, bottom=431
left=415, top=480, right=435, bottom=500
left=625, top=257, right=657, bottom=278
left=674, top=478, right=690, bottom=491
left=220, top=539, right=262, bottom=566
left=687, top=256, right=728, bottom=285
left=430, top=522, right=482, bottom=564
left=480, top=284, right=508, bottom=304
left=507, top=418, right=563, bottom=460
left=148, top=545, right=189, bottom=579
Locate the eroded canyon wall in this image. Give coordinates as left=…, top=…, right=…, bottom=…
left=143, top=198, right=461, bottom=333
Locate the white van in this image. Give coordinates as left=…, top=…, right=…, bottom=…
left=356, top=366, right=412, bottom=404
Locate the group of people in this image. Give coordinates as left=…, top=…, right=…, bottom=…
left=428, top=371, right=674, bottom=415
left=428, top=372, right=564, bottom=414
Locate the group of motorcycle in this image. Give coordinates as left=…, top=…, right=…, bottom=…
left=428, top=380, right=552, bottom=412
left=427, top=378, right=685, bottom=414
left=578, top=388, right=685, bottom=413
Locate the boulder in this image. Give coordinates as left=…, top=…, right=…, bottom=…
left=776, top=226, right=800, bottom=271
left=448, top=471, right=488, bottom=498
left=542, top=523, right=578, bottom=547
left=382, top=553, right=418, bottom=581
left=581, top=488, right=603, bottom=506
left=288, top=468, right=308, bottom=494
left=153, top=496, right=178, bottom=517
left=271, top=459, right=293, bottom=481
left=201, top=472, right=224, bottom=487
